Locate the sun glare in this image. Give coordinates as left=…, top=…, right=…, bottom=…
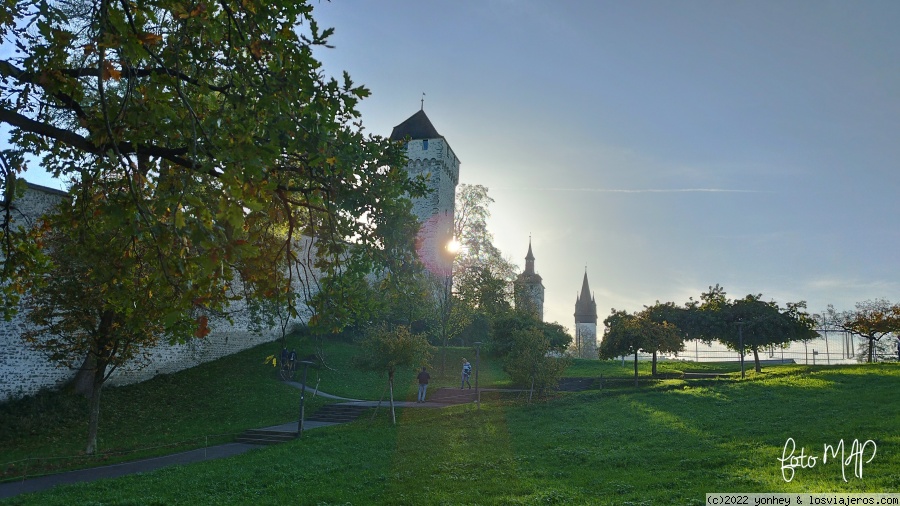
left=446, top=237, right=461, bottom=255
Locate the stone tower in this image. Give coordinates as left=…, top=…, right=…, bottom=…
left=574, top=271, right=598, bottom=358
left=514, top=240, right=544, bottom=321
left=390, top=109, right=460, bottom=278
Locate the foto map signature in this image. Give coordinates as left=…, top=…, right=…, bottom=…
left=778, top=437, right=876, bottom=483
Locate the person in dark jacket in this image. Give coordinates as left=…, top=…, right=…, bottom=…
left=417, top=367, right=431, bottom=403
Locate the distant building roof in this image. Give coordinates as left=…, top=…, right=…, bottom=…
left=2, top=180, right=69, bottom=206
left=26, top=181, right=68, bottom=198
left=390, top=110, right=442, bottom=141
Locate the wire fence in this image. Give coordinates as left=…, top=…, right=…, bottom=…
left=620, top=330, right=900, bottom=365
left=648, top=331, right=900, bottom=365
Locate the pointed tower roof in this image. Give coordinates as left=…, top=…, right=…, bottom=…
left=574, top=270, right=598, bottom=324
left=521, top=238, right=539, bottom=279
left=578, top=271, right=591, bottom=302
left=390, top=110, right=441, bottom=141
left=517, top=238, right=541, bottom=282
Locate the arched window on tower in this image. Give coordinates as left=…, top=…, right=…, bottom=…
left=423, top=139, right=429, bottom=150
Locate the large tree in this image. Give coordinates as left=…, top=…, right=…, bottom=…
left=599, top=308, right=681, bottom=386
left=453, top=186, right=515, bottom=327
left=1, top=0, right=425, bottom=318
left=431, top=184, right=516, bottom=371
left=452, top=184, right=517, bottom=300
left=826, top=299, right=900, bottom=363
left=22, top=185, right=209, bottom=454
left=642, top=301, right=687, bottom=376
left=2, top=0, right=426, bottom=452
left=695, top=286, right=817, bottom=373
left=724, top=296, right=817, bottom=373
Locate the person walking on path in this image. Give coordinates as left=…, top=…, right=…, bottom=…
left=461, top=358, right=472, bottom=389
left=417, top=366, right=431, bottom=403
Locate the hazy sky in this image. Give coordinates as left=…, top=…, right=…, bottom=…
left=21, top=1, right=900, bottom=330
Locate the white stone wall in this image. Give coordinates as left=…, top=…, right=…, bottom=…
left=0, top=184, right=74, bottom=399
left=105, top=303, right=307, bottom=387
left=404, top=138, right=459, bottom=277
left=0, top=184, right=313, bottom=402
left=574, top=322, right=598, bottom=359
left=7, top=183, right=68, bottom=228
left=0, top=307, right=75, bottom=400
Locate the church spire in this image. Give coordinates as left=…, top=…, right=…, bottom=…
left=574, top=270, right=598, bottom=324
left=578, top=270, right=591, bottom=303
left=524, top=238, right=535, bottom=274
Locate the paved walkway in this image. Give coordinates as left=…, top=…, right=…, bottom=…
left=0, top=385, right=478, bottom=500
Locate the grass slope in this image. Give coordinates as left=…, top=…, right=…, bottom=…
left=0, top=333, right=501, bottom=481
left=564, top=357, right=756, bottom=378
left=3, top=354, right=898, bottom=504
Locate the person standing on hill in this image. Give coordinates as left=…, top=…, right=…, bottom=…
left=417, top=366, right=431, bottom=403
left=461, top=358, right=472, bottom=389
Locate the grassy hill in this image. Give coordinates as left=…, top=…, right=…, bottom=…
left=2, top=336, right=899, bottom=504
left=0, top=332, right=502, bottom=481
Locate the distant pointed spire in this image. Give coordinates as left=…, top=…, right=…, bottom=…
left=574, top=270, right=598, bottom=323
left=524, top=238, right=535, bottom=274
left=578, top=271, right=591, bottom=302
left=421, top=92, right=425, bottom=111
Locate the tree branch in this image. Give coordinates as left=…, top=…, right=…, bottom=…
left=0, top=105, right=198, bottom=169
left=0, top=60, right=90, bottom=120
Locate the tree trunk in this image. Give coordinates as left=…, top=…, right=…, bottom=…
left=71, top=353, right=98, bottom=398
left=85, top=360, right=107, bottom=455
left=753, top=347, right=761, bottom=373
left=651, top=351, right=658, bottom=377
left=388, top=371, right=396, bottom=425
left=87, top=311, right=115, bottom=455
left=868, top=337, right=875, bottom=363
left=633, top=351, right=639, bottom=387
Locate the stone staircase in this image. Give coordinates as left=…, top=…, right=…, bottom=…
left=234, top=403, right=372, bottom=445
left=305, top=403, right=372, bottom=423
left=234, top=429, right=297, bottom=445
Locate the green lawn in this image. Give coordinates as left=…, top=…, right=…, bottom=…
left=563, top=356, right=782, bottom=378
left=0, top=336, right=312, bottom=481
left=3, top=340, right=900, bottom=504
left=0, top=333, right=503, bottom=482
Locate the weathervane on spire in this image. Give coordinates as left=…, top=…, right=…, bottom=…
left=421, top=92, right=425, bottom=111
